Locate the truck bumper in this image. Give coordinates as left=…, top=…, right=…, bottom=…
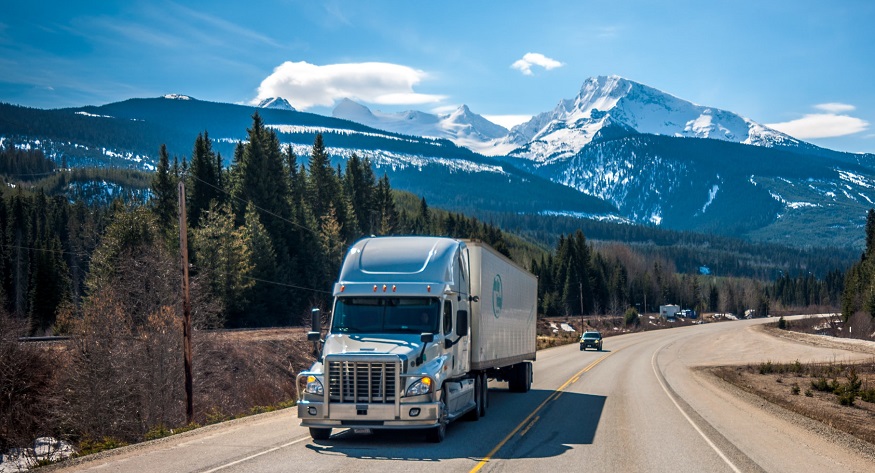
left=298, top=400, right=442, bottom=429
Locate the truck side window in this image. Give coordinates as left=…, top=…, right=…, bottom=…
left=443, top=301, right=453, bottom=335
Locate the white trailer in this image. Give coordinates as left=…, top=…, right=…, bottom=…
left=296, top=237, right=537, bottom=442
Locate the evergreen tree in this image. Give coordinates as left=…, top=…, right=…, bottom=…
left=191, top=203, right=253, bottom=327
left=187, top=132, right=222, bottom=229
left=241, top=202, right=280, bottom=326
left=375, top=175, right=398, bottom=235
left=150, top=144, right=177, bottom=235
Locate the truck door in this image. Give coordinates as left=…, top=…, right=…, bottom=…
left=454, top=248, right=470, bottom=375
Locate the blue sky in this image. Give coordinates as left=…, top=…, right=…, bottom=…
left=2, top=0, right=873, bottom=153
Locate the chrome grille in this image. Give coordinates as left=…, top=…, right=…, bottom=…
left=327, top=359, right=397, bottom=403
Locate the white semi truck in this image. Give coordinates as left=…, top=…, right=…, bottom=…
left=296, top=236, right=537, bottom=442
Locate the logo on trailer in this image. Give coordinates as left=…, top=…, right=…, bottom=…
left=492, top=274, right=503, bottom=318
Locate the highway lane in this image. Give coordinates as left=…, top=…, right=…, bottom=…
left=51, top=317, right=875, bottom=473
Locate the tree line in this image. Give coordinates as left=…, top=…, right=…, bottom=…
left=0, top=115, right=514, bottom=333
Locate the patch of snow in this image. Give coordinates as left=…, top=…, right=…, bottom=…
left=265, top=125, right=423, bottom=144
left=75, top=111, right=113, bottom=118
left=559, top=323, right=575, bottom=332
left=787, top=202, right=819, bottom=209
left=163, top=93, right=192, bottom=100
left=701, top=184, right=719, bottom=213
left=837, top=169, right=874, bottom=189
left=538, top=210, right=630, bottom=224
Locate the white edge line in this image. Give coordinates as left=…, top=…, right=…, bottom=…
left=201, top=436, right=311, bottom=473
left=651, top=350, right=743, bottom=473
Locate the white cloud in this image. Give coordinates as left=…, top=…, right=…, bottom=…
left=815, top=103, right=856, bottom=113
left=253, top=61, right=446, bottom=110
left=483, top=114, right=533, bottom=129
left=767, top=104, right=869, bottom=139
left=511, top=53, right=563, bottom=76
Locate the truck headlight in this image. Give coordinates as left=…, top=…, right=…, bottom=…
left=305, top=375, right=324, bottom=396
left=405, top=377, right=433, bottom=396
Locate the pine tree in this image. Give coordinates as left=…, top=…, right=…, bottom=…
left=375, top=175, right=398, bottom=235
left=242, top=202, right=280, bottom=326
left=187, top=132, right=222, bottom=229
left=150, top=144, right=177, bottom=235
left=191, top=202, right=254, bottom=327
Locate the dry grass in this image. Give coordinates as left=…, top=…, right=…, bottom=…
left=711, top=359, right=875, bottom=445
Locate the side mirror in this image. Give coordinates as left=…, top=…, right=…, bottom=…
left=309, top=308, right=323, bottom=358
left=456, top=310, right=469, bottom=337
left=420, top=332, right=435, bottom=343
left=310, top=308, right=321, bottom=334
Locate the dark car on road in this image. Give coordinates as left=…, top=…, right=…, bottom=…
left=580, top=331, right=603, bottom=351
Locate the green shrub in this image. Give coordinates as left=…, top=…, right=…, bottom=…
left=777, top=316, right=787, bottom=330
left=791, top=384, right=800, bottom=395
left=624, top=307, right=640, bottom=326
left=77, top=437, right=128, bottom=457
left=811, top=377, right=830, bottom=392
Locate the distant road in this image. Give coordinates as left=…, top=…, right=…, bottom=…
left=50, top=317, right=875, bottom=473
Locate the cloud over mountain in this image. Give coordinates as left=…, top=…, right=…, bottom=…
left=767, top=103, right=869, bottom=139
left=253, top=61, right=446, bottom=110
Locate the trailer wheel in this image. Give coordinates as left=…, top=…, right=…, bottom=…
left=508, top=362, right=531, bottom=393
left=479, top=372, right=488, bottom=417
left=309, top=427, right=332, bottom=440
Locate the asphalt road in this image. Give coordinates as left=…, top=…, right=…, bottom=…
left=52, top=317, right=875, bottom=473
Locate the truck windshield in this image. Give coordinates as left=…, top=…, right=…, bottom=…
left=331, top=297, right=441, bottom=334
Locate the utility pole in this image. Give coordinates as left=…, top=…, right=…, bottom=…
left=579, top=282, right=584, bottom=331
left=178, top=181, right=193, bottom=424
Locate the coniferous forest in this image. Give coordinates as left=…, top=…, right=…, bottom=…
left=0, top=113, right=866, bottom=337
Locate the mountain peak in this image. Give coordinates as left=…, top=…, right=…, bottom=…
left=162, top=94, right=193, bottom=101
left=506, top=75, right=799, bottom=163
left=257, top=97, right=295, bottom=111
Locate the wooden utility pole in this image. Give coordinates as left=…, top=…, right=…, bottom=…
left=178, top=181, right=194, bottom=424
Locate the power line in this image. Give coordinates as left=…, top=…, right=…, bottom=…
left=189, top=263, right=332, bottom=295
left=184, top=172, right=320, bottom=238
left=0, top=242, right=90, bottom=258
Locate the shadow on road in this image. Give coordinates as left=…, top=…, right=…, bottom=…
left=303, top=387, right=606, bottom=463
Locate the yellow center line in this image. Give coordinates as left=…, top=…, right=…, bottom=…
left=468, top=350, right=616, bottom=473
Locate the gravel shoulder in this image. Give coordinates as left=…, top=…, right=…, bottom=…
left=704, top=321, right=875, bottom=452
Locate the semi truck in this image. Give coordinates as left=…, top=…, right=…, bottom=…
left=296, top=236, right=537, bottom=442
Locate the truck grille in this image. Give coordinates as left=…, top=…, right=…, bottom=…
left=327, top=359, right=398, bottom=403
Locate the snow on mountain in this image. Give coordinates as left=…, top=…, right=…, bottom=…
left=331, top=99, right=508, bottom=155
left=162, top=94, right=192, bottom=100
left=257, top=97, right=296, bottom=111
left=505, top=75, right=803, bottom=164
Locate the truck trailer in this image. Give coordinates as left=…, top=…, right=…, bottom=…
left=296, top=236, right=537, bottom=442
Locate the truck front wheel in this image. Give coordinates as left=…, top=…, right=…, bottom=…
left=465, top=374, right=483, bottom=421
left=426, top=387, right=448, bottom=443
left=309, top=427, right=332, bottom=440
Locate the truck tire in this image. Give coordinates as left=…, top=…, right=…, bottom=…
left=426, top=387, right=448, bottom=443
left=309, top=427, right=332, bottom=440
left=508, top=362, right=531, bottom=393
left=479, top=372, right=488, bottom=417
left=464, top=375, right=482, bottom=421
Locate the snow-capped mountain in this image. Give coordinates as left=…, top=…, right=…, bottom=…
left=257, top=97, right=296, bottom=111
left=505, top=75, right=804, bottom=164
left=331, top=99, right=508, bottom=155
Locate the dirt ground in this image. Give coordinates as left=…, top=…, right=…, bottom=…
left=711, top=323, right=875, bottom=445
